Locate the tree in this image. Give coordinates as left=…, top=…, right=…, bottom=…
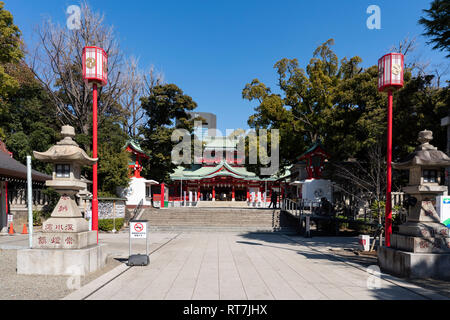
left=419, top=0, right=450, bottom=57
left=120, top=58, right=164, bottom=138
left=0, top=50, right=59, bottom=173
left=243, top=38, right=448, bottom=216
left=140, top=84, right=197, bottom=183
left=243, top=39, right=368, bottom=169
left=0, top=1, right=23, bottom=102
left=29, top=1, right=126, bottom=148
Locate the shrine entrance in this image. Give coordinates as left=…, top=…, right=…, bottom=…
left=200, top=187, right=213, bottom=201
left=214, top=187, right=232, bottom=201
left=235, top=187, right=247, bottom=201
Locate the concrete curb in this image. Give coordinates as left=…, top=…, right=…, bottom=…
left=283, top=235, right=449, bottom=300
left=62, top=262, right=130, bottom=300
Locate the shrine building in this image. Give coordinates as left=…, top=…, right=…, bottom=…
left=167, top=135, right=290, bottom=205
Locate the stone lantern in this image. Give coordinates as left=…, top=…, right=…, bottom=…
left=378, top=130, right=450, bottom=279
left=17, top=126, right=107, bottom=275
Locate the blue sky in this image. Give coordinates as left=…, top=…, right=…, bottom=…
left=6, top=0, right=448, bottom=133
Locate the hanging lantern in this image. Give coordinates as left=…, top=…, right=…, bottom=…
left=378, top=53, right=404, bottom=92
left=82, top=46, right=108, bottom=87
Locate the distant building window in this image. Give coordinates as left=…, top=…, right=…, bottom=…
left=56, top=164, right=70, bottom=178
left=423, top=169, right=437, bottom=183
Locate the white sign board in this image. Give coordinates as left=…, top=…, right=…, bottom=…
left=130, top=221, right=147, bottom=239
left=7, top=214, right=13, bottom=223
left=437, top=196, right=450, bottom=228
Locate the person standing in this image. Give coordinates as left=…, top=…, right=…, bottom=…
left=268, top=190, right=278, bottom=208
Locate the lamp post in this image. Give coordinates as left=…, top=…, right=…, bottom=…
left=378, top=53, right=404, bottom=247
left=82, top=46, right=108, bottom=243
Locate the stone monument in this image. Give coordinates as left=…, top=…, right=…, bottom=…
left=378, top=130, right=450, bottom=279
left=17, top=125, right=108, bottom=275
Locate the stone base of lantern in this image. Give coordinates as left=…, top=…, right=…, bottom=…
left=16, top=243, right=108, bottom=276
left=32, top=230, right=97, bottom=249
left=390, top=233, right=450, bottom=254
left=378, top=246, right=450, bottom=280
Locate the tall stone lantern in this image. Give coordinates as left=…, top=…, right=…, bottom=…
left=378, top=130, right=450, bottom=280
left=17, top=126, right=107, bottom=275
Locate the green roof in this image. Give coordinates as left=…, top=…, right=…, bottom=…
left=297, top=140, right=328, bottom=160
left=170, top=161, right=290, bottom=182
left=124, top=139, right=148, bottom=156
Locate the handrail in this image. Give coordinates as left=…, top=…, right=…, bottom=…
left=281, top=198, right=322, bottom=217
left=131, top=198, right=144, bottom=221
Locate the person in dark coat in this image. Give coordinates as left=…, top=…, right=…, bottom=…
left=268, top=191, right=278, bottom=208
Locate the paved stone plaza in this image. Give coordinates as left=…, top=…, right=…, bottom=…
left=2, top=231, right=449, bottom=300
left=63, top=232, right=448, bottom=300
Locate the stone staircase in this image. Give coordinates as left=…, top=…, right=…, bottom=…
left=196, top=201, right=250, bottom=208
left=139, top=207, right=297, bottom=233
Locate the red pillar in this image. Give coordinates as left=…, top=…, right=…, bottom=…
left=92, top=83, right=98, bottom=243
left=161, top=183, right=165, bottom=208
left=232, top=185, right=235, bottom=200
left=212, top=185, right=215, bottom=200
left=385, top=90, right=393, bottom=247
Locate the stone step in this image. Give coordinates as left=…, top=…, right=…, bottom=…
left=138, top=207, right=281, bottom=230
left=147, top=226, right=297, bottom=233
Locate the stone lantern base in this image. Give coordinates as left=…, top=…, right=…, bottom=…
left=17, top=244, right=108, bottom=276
left=378, top=246, right=450, bottom=280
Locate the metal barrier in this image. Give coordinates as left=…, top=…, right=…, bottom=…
left=281, top=198, right=321, bottom=217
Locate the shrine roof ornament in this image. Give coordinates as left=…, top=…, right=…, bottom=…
left=124, top=139, right=149, bottom=157
left=393, top=130, right=450, bottom=170
left=33, top=125, right=97, bottom=165
left=296, top=140, right=330, bottom=161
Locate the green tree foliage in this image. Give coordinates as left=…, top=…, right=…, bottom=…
left=419, top=0, right=450, bottom=57
left=0, top=1, right=23, bottom=102
left=0, top=3, right=131, bottom=197
left=140, top=84, right=197, bottom=183
left=243, top=39, right=448, bottom=201
left=84, top=116, right=130, bottom=197
left=0, top=47, right=58, bottom=173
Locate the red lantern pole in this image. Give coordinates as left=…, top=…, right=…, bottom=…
left=92, top=83, right=99, bottom=243
left=385, top=90, right=393, bottom=247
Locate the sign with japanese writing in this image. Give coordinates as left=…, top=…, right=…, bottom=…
left=130, top=221, right=147, bottom=239
left=7, top=214, right=13, bottom=223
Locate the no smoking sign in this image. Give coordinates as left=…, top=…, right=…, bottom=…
left=130, top=221, right=147, bottom=239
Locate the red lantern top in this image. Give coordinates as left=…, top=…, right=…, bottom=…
left=378, top=53, right=404, bottom=92
left=82, top=46, right=107, bottom=86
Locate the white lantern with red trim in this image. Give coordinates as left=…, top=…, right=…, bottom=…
left=82, top=46, right=108, bottom=87
left=378, top=53, right=404, bottom=92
